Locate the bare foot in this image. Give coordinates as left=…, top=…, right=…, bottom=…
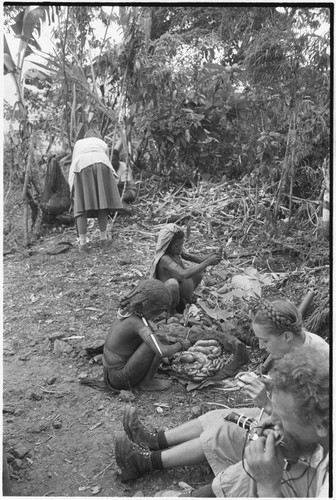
left=139, top=377, right=172, bottom=391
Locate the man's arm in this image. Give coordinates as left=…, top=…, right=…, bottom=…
left=182, top=249, right=221, bottom=264
left=181, top=250, right=207, bottom=264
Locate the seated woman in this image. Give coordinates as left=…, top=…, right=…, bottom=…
left=149, top=223, right=221, bottom=313
left=103, top=279, right=191, bottom=392
left=114, top=298, right=329, bottom=481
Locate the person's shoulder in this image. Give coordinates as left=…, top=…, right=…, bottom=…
left=159, top=254, right=175, bottom=264
left=74, top=138, right=85, bottom=148
left=92, top=137, right=107, bottom=146
left=304, top=330, right=329, bottom=349
left=121, top=314, right=144, bottom=328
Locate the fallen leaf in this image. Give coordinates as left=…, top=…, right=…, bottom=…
left=198, top=300, right=233, bottom=321
left=91, top=485, right=102, bottom=495
left=186, top=379, right=215, bottom=391
left=231, top=274, right=261, bottom=297
left=244, top=266, right=259, bottom=277
left=178, top=481, right=193, bottom=490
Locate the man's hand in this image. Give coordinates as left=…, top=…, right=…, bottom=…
left=241, top=376, right=270, bottom=411
left=245, top=433, right=285, bottom=497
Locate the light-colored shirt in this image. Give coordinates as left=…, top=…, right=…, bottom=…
left=304, top=330, right=329, bottom=351
left=68, top=137, right=117, bottom=190
left=117, top=161, right=134, bottom=184
left=315, top=451, right=329, bottom=497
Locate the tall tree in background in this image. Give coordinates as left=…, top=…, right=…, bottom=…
left=4, top=5, right=330, bottom=192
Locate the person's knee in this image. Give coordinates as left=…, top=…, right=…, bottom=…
left=192, top=272, right=203, bottom=289
left=165, top=279, right=180, bottom=303
left=164, top=279, right=181, bottom=314
left=165, top=278, right=179, bottom=293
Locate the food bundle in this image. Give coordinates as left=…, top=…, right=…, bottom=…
left=170, top=339, right=234, bottom=382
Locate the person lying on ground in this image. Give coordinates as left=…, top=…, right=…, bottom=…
left=103, top=279, right=191, bottom=392
left=149, top=223, right=222, bottom=313
left=114, top=299, right=329, bottom=480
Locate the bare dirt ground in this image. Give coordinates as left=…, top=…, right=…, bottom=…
left=3, top=204, right=329, bottom=497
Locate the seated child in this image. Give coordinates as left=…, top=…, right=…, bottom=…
left=103, top=279, right=191, bottom=392
left=149, top=223, right=221, bottom=312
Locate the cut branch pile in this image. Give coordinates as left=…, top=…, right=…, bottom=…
left=139, top=179, right=322, bottom=240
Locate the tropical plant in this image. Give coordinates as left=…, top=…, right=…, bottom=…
left=3, top=5, right=330, bottom=244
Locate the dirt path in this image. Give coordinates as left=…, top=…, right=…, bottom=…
left=3, top=222, right=229, bottom=496
left=3, top=214, right=329, bottom=497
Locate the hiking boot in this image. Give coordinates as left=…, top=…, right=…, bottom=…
left=123, top=406, right=160, bottom=450
left=115, top=432, right=153, bottom=481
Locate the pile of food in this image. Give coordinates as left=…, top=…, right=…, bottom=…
left=170, top=339, right=234, bottom=382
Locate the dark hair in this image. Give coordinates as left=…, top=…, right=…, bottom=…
left=120, top=279, right=171, bottom=319
left=85, top=129, right=102, bottom=139
left=271, top=345, right=329, bottom=427
left=112, top=149, right=120, bottom=157
left=251, top=299, right=303, bottom=337
left=170, top=230, right=184, bottom=243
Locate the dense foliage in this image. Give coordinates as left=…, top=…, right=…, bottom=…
left=3, top=5, right=330, bottom=241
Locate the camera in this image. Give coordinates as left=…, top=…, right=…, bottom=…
left=224, top=412, right=299, bottom=468
left=224, top=411, right=283, bottom=444
left=224, top=412, right=284, bottom=444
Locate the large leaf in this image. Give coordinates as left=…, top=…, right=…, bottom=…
left=12, top=6, right=50, bottom=74
left=23, top=59, right=57, bottom=75
left=231, top=274, right=261, bottom=298
left=244, top=267, right=273, bottom=286
left=198, top=300, right=234, bottom=321
left=3, top=35, right=16, bottom=74
left=22, top=67, right=50, bottom=81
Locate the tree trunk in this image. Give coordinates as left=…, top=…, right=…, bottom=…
left=22, top=136, right=35, bottom=246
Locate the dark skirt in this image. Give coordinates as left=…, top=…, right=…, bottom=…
left=73, top=163, right=123, bottom=218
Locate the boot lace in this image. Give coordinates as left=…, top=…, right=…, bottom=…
left=130, top=440, right=151, bottom=457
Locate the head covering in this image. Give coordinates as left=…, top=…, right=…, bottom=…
left=149, top=224, right=183, bottom=278
left=119, top=279, right=171, bottom=319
